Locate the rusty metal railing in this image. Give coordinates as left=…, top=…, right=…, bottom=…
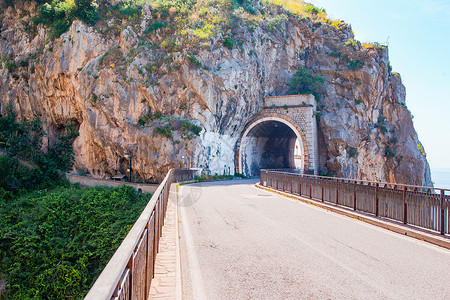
left=260, top=170, right=450, bottom=235
left=85, top=168, right=195, bottom=300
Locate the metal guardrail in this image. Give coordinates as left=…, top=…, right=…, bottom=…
left=260, top=170, right=450, bottom=235
left=266, top=168, right=315, bottom=175
left=85, top=168, right=195, bottom=300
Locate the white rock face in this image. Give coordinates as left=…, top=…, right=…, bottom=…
left=0, top=3, right=432, bottom=185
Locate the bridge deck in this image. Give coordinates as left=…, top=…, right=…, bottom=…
left=179, top=179, right=450, bottom=299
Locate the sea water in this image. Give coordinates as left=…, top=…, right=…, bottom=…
left=431, top=168, right=450, bottom=190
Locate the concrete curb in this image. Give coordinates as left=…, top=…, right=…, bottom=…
left=256, top=183, right=450, bottom=250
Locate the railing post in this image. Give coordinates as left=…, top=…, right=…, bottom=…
left=403, top=187, right=407, bottom=224
left=299, top=178, right=302, bottom=196
left=440, top=190, right=445, bottom=235
left=309, top=179, right=312, bottom=199
left=321, top=178, right=324, bottom=202
left=336, top=181, right=339, bottom=205
left=153, top=210, right=157, bottom=276
left=375, top=183, right=379, bottom=217
left=353, top=181, right=356, bottom=210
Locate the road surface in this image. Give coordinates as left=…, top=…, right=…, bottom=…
left=178, top=179, right=450, bottom=299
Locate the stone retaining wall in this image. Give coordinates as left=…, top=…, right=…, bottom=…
left=66, top=174, right=159, bottom=194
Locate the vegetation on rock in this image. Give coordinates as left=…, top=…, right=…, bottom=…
left=137, top=111, right=202, bottom=140
left=0, top=104, right=78, bottom=192
left=288, top=66, right=325, bottom=99
left=0, top=0, right=429, bottom=185
left=0, top=105, right=151, bottom=299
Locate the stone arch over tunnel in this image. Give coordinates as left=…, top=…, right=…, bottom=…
left=235, top=114, right=310, bottom=177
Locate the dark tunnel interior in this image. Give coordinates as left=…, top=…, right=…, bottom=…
left=241, top=121, right=300, bottom=176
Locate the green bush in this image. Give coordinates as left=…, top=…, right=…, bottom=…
left=0, top=155, right=19, bottom=190
left=156, top=124, right=174, bottom=139
left=40, top=3, right=55, bottom=23
left=153, top=111, right=163, bottom=119
left=384, top=145, right=397, bottom=158
left=374, top=115, right=388, bottom=134
left=347, top=58, right=364, bottom=70
left=329, top=51, right=341, bottom=58
left=151, top=117, right=201, bottom=140
left=346, top=146, right=357, bottom=158
left=221, top=36, right=234, bottom=50
left=288, top=66, right=325, bottom=99
left=0, top=184, right=150, bottom=299
left=318, top=169, right=334, bottom=177
left=304, top=4, right=321, bottom=15
left=179, top=120, right=202, bottom=138
left=137, top=113, right=153, bottom=126
left=345, top=38, right=358, bottom=48
left=186, top=54, right=202, bottom=68
left=5, top=60, right=18, bottom=73
left=194, top=172, right=234, bottom=182
left=266, top=14, right=288, bottom=31
left=234, top=172, right=247, bottom=178
left=34, top=0, right=76, bottom=38
left=50, top=18, right=73, bottom=38
left=75, top=0, right=99, bottom=26
left=145, top=20, right=166, bottom=33
left=0, top=105, right=79, bottom=192
left=0, top=104, right=43, bottom=161
left=32, top=0, right=98, bottom=38
left=44, top=121, right=79, bottom=172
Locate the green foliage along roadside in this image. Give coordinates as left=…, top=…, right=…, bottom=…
left=288, top=66, right=325, bottom=100
left=0, top=184, right=150, bottom=299
left=0, top=104, right=79, bottom=193
left=0, top=105, right=149, bottom=299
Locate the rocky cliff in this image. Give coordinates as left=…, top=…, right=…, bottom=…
left=0, top=0, right=432, bottom=185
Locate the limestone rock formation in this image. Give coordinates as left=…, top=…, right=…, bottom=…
left=0, top=1, right=432, bottom=185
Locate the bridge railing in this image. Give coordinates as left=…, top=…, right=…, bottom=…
left=260, top=169, right=450, bottom=235
left=85, top=168, right=195, bottom=300
left=264, top=168, right=315, bottom=175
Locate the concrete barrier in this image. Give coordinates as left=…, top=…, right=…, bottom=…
left=65, top=174, right=159, bottom=194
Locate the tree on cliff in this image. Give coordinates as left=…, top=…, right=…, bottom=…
left=75, top=0, right=99, bottom=25
left=289, top=66, right=325, bottom=99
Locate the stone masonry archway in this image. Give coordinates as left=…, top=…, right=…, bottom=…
left=235, top=95, right=319, bottom=176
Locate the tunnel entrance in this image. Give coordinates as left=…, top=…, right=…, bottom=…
left=238, top=118, right=305, bottom=177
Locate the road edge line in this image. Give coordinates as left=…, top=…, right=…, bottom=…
left=175, top=184, right=182, bottom=300
left=178, top=185, right=208, bottom=300
left=255, top=183, right=450, bottom=250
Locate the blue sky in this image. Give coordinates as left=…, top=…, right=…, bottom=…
left=309, top=0, right=450, bottom=170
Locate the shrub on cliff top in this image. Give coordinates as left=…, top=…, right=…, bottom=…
left=288, top=66, right=325, bottom=100
left=33, top=0, right=98, bottom=38
left=345, top=38, right=358, bottom=49
left=304, top=3, right=321, bottom=14
left=75, top=0, right=99, bottom=26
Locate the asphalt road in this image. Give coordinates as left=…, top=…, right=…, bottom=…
left=178, top=179, right=450, bottom=300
